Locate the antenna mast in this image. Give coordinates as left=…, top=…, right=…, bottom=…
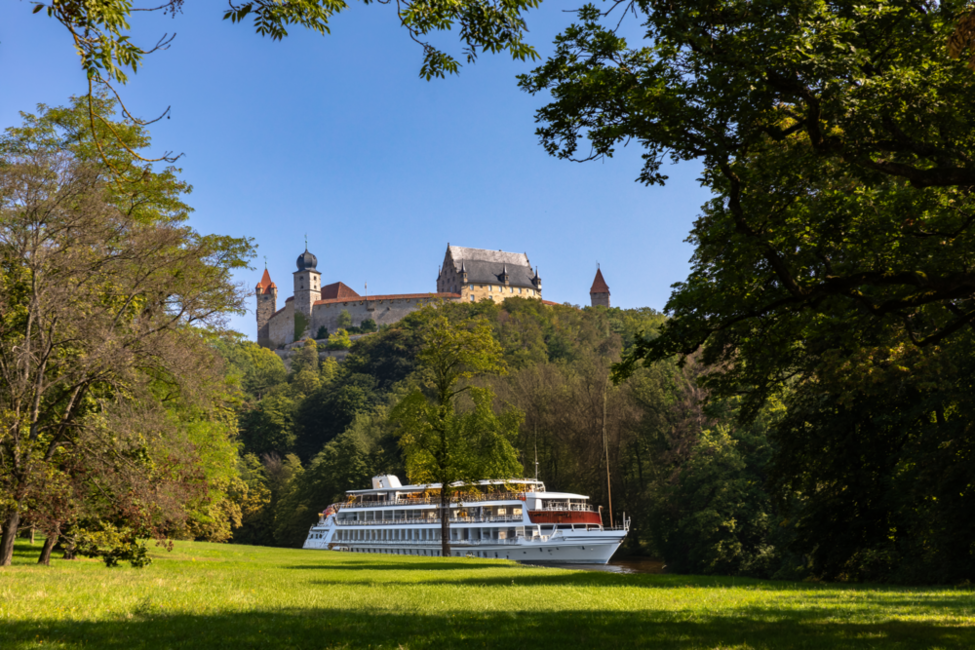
left=533, top=422, right=539, bottom=482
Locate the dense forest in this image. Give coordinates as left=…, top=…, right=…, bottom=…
left=216, top=299, right=782, bottom=578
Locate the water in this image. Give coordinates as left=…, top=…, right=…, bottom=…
left=523, top=557, right=666, bottom=574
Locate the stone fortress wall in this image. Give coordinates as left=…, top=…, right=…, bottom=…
left=311, top=295, right=449, bottom=334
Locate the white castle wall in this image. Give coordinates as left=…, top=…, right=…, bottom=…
left=267, top=299, right=296, bottom=348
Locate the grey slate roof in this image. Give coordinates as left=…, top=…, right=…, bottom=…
left=447, top=246, right=538, bottom=289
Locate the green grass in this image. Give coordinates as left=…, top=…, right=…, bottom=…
left=1, top=539, right=973, bottom=649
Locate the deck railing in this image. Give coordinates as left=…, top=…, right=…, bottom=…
left=333, top=493, right=596, bottom=512
left=335, top=514, right=524, bottom=526
left=338, top=491, right=532, bottom=509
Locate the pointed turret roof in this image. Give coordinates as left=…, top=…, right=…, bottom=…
left=256, top=268, right=277, bottom=293
left=590, top=268, right=610, bottom=294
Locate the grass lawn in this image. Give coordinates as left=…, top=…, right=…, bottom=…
left=1, top=539, right=973, bottom=649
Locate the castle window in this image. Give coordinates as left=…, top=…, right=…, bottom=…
left=488, top=285, right=493, bottom=292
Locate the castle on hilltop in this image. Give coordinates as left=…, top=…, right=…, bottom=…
left=255, top=244, right=611, bottom=348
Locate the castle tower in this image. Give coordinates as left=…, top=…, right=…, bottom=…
left=590, top=267, right=610, bottom=308
left=255, top=268, right=278, bottom=347
left=293, top=248, right=321, bottom=337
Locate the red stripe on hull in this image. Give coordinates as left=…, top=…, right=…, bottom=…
left=528, top=511, right=602, bottom=525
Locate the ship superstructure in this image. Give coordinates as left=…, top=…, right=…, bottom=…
left=303, top=475, right=629, bottom=564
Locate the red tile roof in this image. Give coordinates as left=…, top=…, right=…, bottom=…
left=256, top=269, right=276, bottom=293
left=321, top=282, right=361, bottom=300
left=541, top=300, right=561, bottom=306
left=314, top=292, right=460, bottom=306
left=590, top=268, right=610, bottom=294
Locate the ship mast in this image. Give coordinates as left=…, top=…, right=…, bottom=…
left=603, top=377, right=613, bottom=528
left=533, top=422, right=539, bottom=482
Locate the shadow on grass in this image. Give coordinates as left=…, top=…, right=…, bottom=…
left=285, top=561, right=506, bottom=572
left=2, top=607, right=973, bottom=650
left=296, top=560, right=975, bottom=600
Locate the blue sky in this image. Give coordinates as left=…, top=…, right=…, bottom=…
left=1, top=2, right=710, bottom=340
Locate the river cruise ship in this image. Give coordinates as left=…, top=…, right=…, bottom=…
left=302, top=475, right=629, bottom=564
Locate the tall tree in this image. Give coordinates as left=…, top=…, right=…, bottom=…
left=0, top=96, right=252, bottom=565
left=391, top=304, right=522, bottom=557
left=519, top=0, right=975, bottom=580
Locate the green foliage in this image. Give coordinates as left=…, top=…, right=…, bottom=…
left=0, top=96, right=252, bottom=565
left=391, top=304, right=523, bottom=555
left=326, top=328, right=352, bottom=350
left=215, top=336, right=287, bottom=400
left=336, top=310, right=353, bottom=329
left=238, top=391, right=300, bottom=457
left=293, top=371, right=382, bottom=461
left=315, top=326, right=330, bottom=340
left=359, top=318, right=377, bottom=333
left=293, top=312, right=308, bottom=341
left=521, top=0, right=975, bottom=582
left=648, top=419, right=777, bottom=577
left=34, top=0, right=541, bottom=88
left=74, top=524, right=152, bottom=569
left=275, top=403, right=404, bottom=546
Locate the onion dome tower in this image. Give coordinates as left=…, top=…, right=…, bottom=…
left=293, top=246, right=321, bottom=336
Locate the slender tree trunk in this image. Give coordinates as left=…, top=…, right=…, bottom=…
left=0, top=511, right=21, bottom=566
left=30, top=525, right=36, bottom=545
left=440, top=489, right=451, bottom=557
left=38, top=527, right=59, bottom=566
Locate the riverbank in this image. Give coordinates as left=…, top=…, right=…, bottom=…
left=1, top=540, right=972, bottom=648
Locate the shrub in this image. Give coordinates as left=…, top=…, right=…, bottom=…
left=326, top=329, right=352, bottom=350
left=359, top=318, right=377, bottom=333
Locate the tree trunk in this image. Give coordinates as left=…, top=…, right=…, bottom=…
left=0, top=510, right=21, bottom=566
left=30, top=525, right=36, bottom=545
left=440, top=490, right=451, bottom=557
left=38, top=528, right=59, bottom=566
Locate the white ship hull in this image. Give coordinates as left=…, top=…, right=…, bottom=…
left=304, top=532, right=625, bottom=564
left=303, top=476, right=629, bottom=565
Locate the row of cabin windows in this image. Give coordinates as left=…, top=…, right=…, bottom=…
left=331, top=523, right=599, bottom=543
left=333, top=528, right=517, bottom=541
left=339, top=506, right=521, bottom=522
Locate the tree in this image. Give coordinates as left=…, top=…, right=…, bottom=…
left=522, top=2, right=975, bottom=378
left=336, top=310, right=353, bottom=330
left=520, top=1, right=975, bottom=579
left=390, top=304, right=522, bottom=557
left=0, top=96, right=252, bottom=565
left=215, top=336, right=287, bottom=400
